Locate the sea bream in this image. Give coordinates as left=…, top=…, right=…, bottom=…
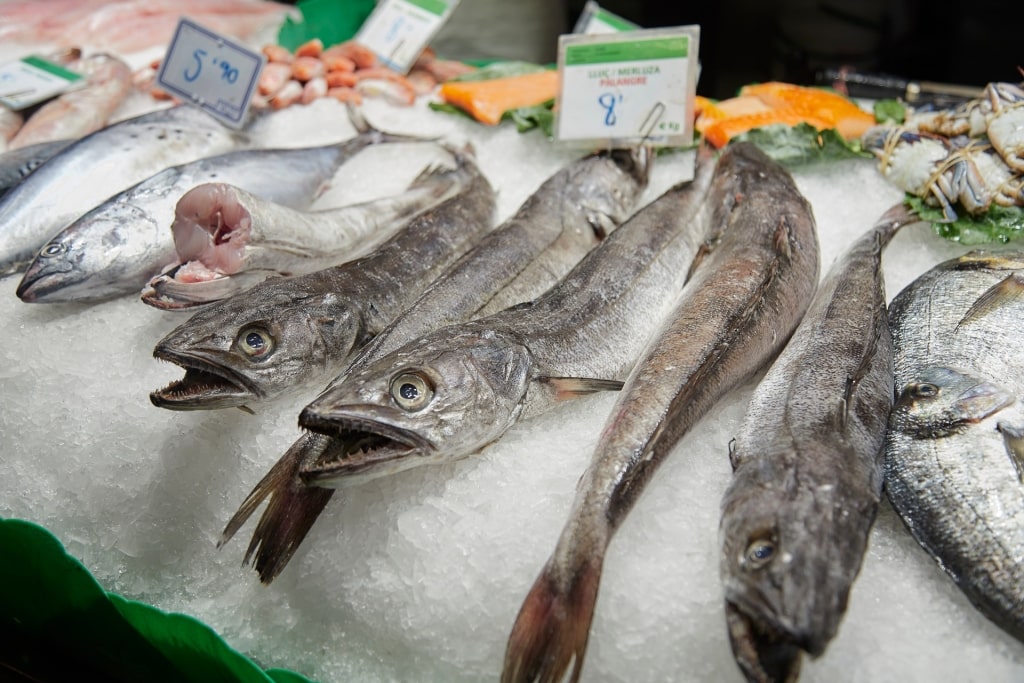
left=501, top=142, right=820, bottom=683
left=16, top=110, right=423, bottom=303
left=218, top=147, right=654, bottom=583
left=296, top=148, right=717, bottom=488
left=138, top=160, right=462, bottom=309
left=718, top=205, right=914, bottom=683
left=885, top=250, right=1024, bottom=645
left=0, top=103, right=263, bottom=276
left=150, top=144, right=495, bottom=410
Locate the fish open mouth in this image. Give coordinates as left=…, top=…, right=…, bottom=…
left=297, top=412, right=432, bottom=484
left=151, top=344, right=258, bottom=409
left=724, top=599, right=805, bottom=683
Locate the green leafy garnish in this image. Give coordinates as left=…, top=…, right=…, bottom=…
left=906, top=196, right=1024, bottom=244
left=731, top=123, right=872, bottom=167
left=448, top=61, right=549, bottom=82
left=873, top=99, right=906, bottom=125
left=502, top=100, right=556, bottom=136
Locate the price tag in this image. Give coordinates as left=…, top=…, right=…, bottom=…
left=0, top=56, right=83, bottom=110
left=573, top=1, right=639, bottom=34
left=156, top=18, right=264, bottom=129
left=355, top=0, right=460, bottom=74
left=555, top=26, right=699, bottom=149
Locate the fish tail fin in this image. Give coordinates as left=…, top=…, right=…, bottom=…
left=874, top=201, right=918, bottom=247
left=502, top=555, right=603, bottom=683
left=345, top=100, right=438, bottom=145
left=219, top=432, right=335, bottom=584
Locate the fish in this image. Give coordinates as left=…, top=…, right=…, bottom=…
left=0, top=139, right=74, bottom=201
left=16, top=112, right=423, bottom=303
left=885, top=250, right=1024, bottom=645
left=501, top=141, right=821, bottom=683
left=139, top=159, right=462, bottom=310
left=218, top=146, right=654, bottom=582
left=718, top=204, right=915, bottom=683
left=150, top=144, right=495, bottom=411
left=0, top=106, right=23, bottom=152
left=7, top=53, right=133, bottom=150
left=295, top=148, right=716, bottom=489
left=0, top=103, right=267, bottom=276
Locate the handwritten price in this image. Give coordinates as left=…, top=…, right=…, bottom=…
left=184, top=49, right=239, bottom=84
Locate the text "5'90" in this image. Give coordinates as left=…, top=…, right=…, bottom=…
left=184, top=49, right=239, bottom=84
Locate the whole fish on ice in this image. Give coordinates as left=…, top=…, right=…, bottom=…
left=219, top=146, right=653, bottom=582
left=150, top=144, right=495, bottom=410
left=502, top=142, right=821, bottom=683
left=17, top=124, right=421, bottom=303
left=296, top=149, right=716, bottom=488
left=719, top=205, right=913, bottom=683
left=885, top=250, right=1024, bottom=644
left=0, top=140, right=74, bottom=201
left=139, top=160, right=461, bottom=309
left=0, top=103, right=264, bottom=276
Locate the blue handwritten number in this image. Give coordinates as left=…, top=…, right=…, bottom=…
left=219, top=61, right=239, bottom=84
left=598, top=93, right=622, bottom=126
left=185, top=48, right=206, bottom=82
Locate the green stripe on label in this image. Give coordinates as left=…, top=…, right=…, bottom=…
left=21, top=55, right=82, bottom=82
left=404, top=0, right=448, bottom=16
left=595, top=8, right=637, bottom=32
left=565, top=36, right=688, bottom=66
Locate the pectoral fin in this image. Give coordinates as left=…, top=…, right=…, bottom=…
left=997, top=422, right=1024, bottom=483
left=539, top=376, right=624, bottom=400
left=957, top=274, right=1024, bottom=331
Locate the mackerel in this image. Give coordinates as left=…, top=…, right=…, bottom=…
left=885, top=250, right=1024, bottom=645
left=502, top=142, right=820, bottom=683
left=0, top=104, right=260, bottom=276
left=150, top=144, right=495, bottom=410
left=296, top=149, right=716, bottom=488
left=219, top=147, right=653, bottom=582
left=719, top=204, right=913, bottom=683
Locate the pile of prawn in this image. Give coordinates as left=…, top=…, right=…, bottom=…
left=862, top=77, right=1024, bottom=221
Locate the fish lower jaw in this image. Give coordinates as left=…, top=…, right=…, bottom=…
left=296, top=419, right=425, bottom=487
left=150, top=363, right=255, bottom=410
left=724, top=599, right=806, bottom=683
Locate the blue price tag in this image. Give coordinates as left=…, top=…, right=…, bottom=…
left=157, top=18, right=264, bottom=128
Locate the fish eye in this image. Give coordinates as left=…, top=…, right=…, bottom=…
left=236, top=326, right=274, bottom=359
left=909, top=382, right=938, bottom=399
left=743, top=536, right=776, bottom=570
left=41, top=242, right=66, bottom=258
left=390, top=372, right=433, bottom=411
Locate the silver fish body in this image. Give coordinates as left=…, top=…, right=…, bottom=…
left=150, top=146, right=495, bottom=410
left=16, top=136, right=382, bottom=303
left=502, top=141, right=821, bottom=683
left=0, top=104, right=257, bottom=276
left=0, top=139, right=74, bottom=201
left=885, top=250, right=1024, bottom=644
left=139, top=156, right=464, bottom=309
left=719, top=205, right=913, bottom=683
left=297, top=148, right=716, bottom=488
left=218, top=147, right=653, bottom=583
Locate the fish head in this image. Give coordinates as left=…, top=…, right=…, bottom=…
left=719, top=454, right=864, bottom=681
left=297, top=327, right=533, bottom=487
left=573, top=147, right=653, bottom=239
left=151, top=282, right=362, bottom=410
left=17, top=202, right=159, bottom=303
left=890, top=365, right=1015, bottom=438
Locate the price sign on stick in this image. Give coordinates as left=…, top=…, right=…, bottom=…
left=556, top=26, right=699, bottom=148
left=356, top=0, right=461, bottom=74
left=0, top=56, right=83, bottom=110
left=157, top=18, right=264, bottom=128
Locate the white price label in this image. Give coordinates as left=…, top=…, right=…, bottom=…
left=356, top=0, right=460, bottom=73
left=0, top=56, right=83, bottom=110
left=156, top=18, right=264, bottom=129
left=556, top=26, right=699, bottom=148
left=573, top=1, right=639, bottom=34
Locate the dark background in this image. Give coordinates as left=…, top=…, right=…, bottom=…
left=565, top=0, right=1022, bottom=99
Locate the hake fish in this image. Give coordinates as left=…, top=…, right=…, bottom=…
left=219, top=147, right=654, bottom=583
left=885, top=250, right=1024, bottom=644
left=719, top=205, right=914, bottom=683
left=17, top=113, right=422, bottom=303
left=0, top=104, right=260, bottom=276
left=139, top=161, right=460, bottom=310
left=296, top=149, right=716, bottom=488
left=502, top=142, right=820, bottom=683
left=150, top=144, right=495, bottom=411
